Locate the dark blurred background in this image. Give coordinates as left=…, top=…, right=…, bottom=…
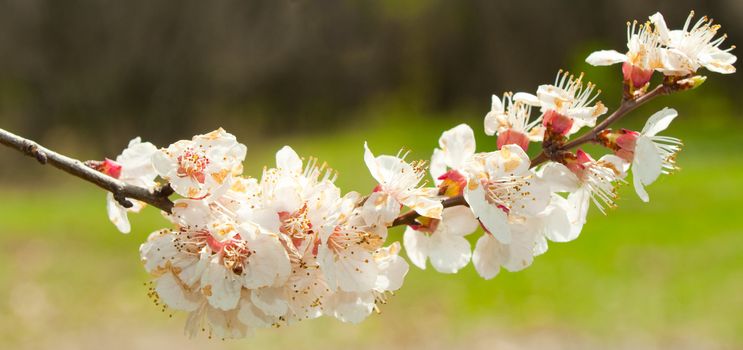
left=0, top=0, right=740, bottom=151
left=1, top=1, right=742, bottom=349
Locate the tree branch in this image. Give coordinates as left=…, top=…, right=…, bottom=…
left=389, top=84, right=674, bottom=228
left=0, top=83, right=676, bottom=229
left=0, top=128, right=174, bottom=213
left=529, top=84, right=671, bottom=167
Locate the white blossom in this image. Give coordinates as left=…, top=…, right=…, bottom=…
left=363, top=143, right=443, bottom=224
left=106, top=137, right=158, bottom=233
left=651, top=11, right=736, bottom=76
left=153, top=128, right=247, bottom=198
left=403, top=206, right=478, bottom=273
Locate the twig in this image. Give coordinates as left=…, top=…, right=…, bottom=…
left=529, top=84, right=670, bottom=167
left=389, top=84, right=673, bottom=228
left=391, top=195, right=468, bottom=227
left=0, top=84, right=673, bottom=228
left=0, top=128, right=174, bottom=213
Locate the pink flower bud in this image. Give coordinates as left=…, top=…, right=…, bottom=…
left=543, top=110, right=574, bottom=136
left=497, top=129, right=530, bottom=151
left=622, top=62, right=654, bottom=89
left=100, top=158, right=122, bottom=179
left=614, top=129, right=639, bottom=162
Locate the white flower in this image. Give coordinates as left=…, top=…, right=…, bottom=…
left=540, top=151, right=628, bottom=236
left=587, top=20, right=661, bottom=69
left=650, top=11, right=736, bottom=75
left=139, top=229, right=208, bottom=316
left=483, top=93, right=543, bottom=151
left=630, top=108, right=682, bottom=202
left=323, top=242, right=408, bottom=324
left=403, top=206, right=478, bottom=273
left=318, top=212, right=384, bottom=293
left=516, top=71, right=607, bottom=136
left=430, top=124, right=476, bottom=183
left=363, top=143, right=443, bottom=224
left=463, top=145, right=550, bottom=244
left=153, top=128, right=247, bottom=198
left=472, top=218, right=541, bottom=280
left=430, top=124, right=475, bottom=198
left=586, top=20, right=663, bottom=88
left=106, top=137, right=158, bottom=233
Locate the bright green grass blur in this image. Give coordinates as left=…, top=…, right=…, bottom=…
left=0, top=99, right=742, bottom=349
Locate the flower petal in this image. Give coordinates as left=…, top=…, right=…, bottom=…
left=472, top=234, right=502, bottom=280
left=403, top=227, right=430, bottom=270
left=641, top=108, right=678, bottom=137
left=439, top=124, right=476, bottom=170
left=585, top=50, right=627, bottom=66
left=464, top=182, right=511, bottom=244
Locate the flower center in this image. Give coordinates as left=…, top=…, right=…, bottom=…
left=176, top=147, right=209, bottom=183
left=278, top=204, right=314, bottom=251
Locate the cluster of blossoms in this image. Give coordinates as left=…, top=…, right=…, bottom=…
left=91, top=11, right=734, bottom=338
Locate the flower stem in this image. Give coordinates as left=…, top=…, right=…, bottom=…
left=0, top=128, right=175, bottom=213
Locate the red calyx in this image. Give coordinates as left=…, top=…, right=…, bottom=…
left=622, top=62, right=654, bottom=89
left=543, top=110, right=574, bottom=136
left=497, top=129, right=530, bottom=151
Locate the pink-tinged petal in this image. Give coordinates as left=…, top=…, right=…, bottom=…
left=497, top=129, right=530, bottom=151
left=622, top=62, right=654, bottom=88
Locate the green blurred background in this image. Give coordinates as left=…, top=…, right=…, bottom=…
left=0, top=1, right=741, bottom=349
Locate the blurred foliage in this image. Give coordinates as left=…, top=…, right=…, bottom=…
left=0, top=0, right=741, bottom=150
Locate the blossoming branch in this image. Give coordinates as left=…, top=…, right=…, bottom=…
left=0, top=11, right=735, bottom=339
